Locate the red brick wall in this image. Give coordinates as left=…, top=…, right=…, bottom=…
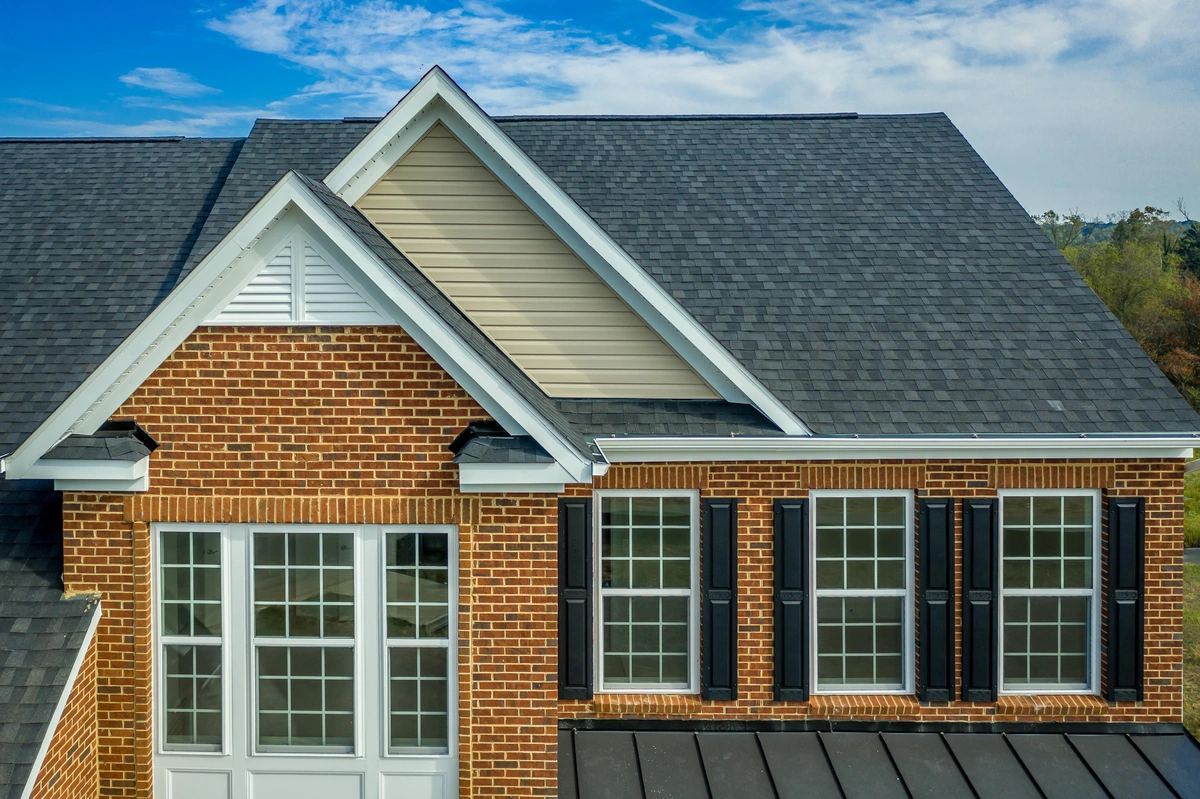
left=30, top=631, right=99, bottom=799
left=55, top=325, right=1186, bottom=799
left=60, top=327, right=558, bottom=798
left=562, top=461, right=1183, bottom=724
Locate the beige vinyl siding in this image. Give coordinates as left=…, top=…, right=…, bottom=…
left=356, top=123, right=717, bottom=399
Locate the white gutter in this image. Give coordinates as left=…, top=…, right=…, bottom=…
left=594, top=436, right=1200, bottom=463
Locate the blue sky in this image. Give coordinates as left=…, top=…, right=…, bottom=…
left=1, top=0, right=1197, bottom=218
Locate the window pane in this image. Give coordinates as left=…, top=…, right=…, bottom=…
left=389, top=647, right=450, bottom=751
left=1002, top=596, right=1090, bottom=688
left=814, top=496, right=908, bottom=592
left=257, top=646, right=354, bottom=749
left=815, top=596, right=904, bottom=689
left=602, top=596, right=689, bottom=687
left=253, top=532, right=355, bottom=639
left=163, top=644, right=222, bottom=749
left=386, top=531, right=450, bottom=640
left=160, top=531, right=222, bottom=638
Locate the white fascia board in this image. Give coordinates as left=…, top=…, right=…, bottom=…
left=2, top=173, right=594, bottom=484
left=457, top=461, right=574, bottom=494
left=24, top=457, right=149, bottom=482
left=18, top=600, right=101, bottom=799
left=323, top=67, right=809, bottom=436
left=594, top=436, right=1200, bottom=463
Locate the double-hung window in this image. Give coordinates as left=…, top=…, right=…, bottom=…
left=385, top=529, right=452, bottom=752
left=159, top=530, right=225, bottom=751
left=596, top=491, right=699, bottom=692
left=999, top=492, right=1101, bottom=693
left=252, top=530, right=356, bottom=751
left=811, top=491, right=913, bottom=693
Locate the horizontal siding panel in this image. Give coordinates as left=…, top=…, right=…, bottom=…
left=367, top=223, right=558, bottom=240
left=215, top=245, right=291, bottom=322
left=356, top=122, right=717, bottom=400
left=304, top=246, right=382, bottom=323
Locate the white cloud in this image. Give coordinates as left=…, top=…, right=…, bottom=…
left=25, top=0, right=1182, bottom=217
left=120, top=67, right=220, bottom=97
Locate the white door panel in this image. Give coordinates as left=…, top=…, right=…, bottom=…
left=250, top=771, right=363, bottom=799
left=167, top=769, right=231, bottom=799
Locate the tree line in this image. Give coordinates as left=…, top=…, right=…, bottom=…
left=1036, top=205, right=1200, bottom=409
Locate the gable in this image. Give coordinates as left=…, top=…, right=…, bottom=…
left=208, top=228, right=386, bottom=325
left=355, top=123, right=717, bottom=400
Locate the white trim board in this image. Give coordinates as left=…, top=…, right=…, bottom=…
left=593, top=436, right=1199, bottom=463
left=0, top=173, right=593, bottom=484
left=323, top=66, right=808, bottom=436
left=19, top=600, right=102, bottom=799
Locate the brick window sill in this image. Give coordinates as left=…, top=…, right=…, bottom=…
left=809, top=694, right=922, bottom=716
left=590, top=693, right=704, bottom=716
left=995, top=694, right=1109, bottom=716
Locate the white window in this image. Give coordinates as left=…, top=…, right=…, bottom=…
left=153, top=524, right=458, bottom=799
left=595, top=491, right=699, bottom=693
left=811, top=491, right=914, bottom=694
left=999, top=491, right=1101, bottom=694
left=159, top=529, right=226, bottom=751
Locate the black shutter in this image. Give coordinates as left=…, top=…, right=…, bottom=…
left=558, top=497, right=592, bottom=699
left=1108, top=497, right=1145, bottom=702
left=919, top=498, right=955, bottom=701
left=774, top=498, right=809, bottom=701
left=961, top=498, right=998, bottom=702
left=702, top=498, right=738, bottom=700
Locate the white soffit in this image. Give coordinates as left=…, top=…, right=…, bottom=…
left=323, top=66, right=809, bottom=436
left=0, top=173, right=594, bottom=483
left=593, top=436, right=1200, bottom=463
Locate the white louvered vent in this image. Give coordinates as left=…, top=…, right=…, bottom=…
left=207, top=233, right=388, bottom=325
left=303, top=245, right=384, bottom=323
left=213, top=244, right=293, bottom=322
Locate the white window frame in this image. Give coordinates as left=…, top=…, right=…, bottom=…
left=152, top=522, right=460, bottom=795
left=381, top=524, right=459, bottom=758
left=593, top=489, right=700, bottom=694
left=809, top=489, right=915, bottom=696
left=152, top=524, right=233, bottom=756
left=997, top=489, right=1102, bottom=696
left=247, top=525, right=363, bottom=757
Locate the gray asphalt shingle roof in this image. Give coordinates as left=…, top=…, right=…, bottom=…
left=0, top=137, right=242, bottom=457
left=0, top=480, right=96, bottom=799
left=2, top=110, right=1197, bottom=451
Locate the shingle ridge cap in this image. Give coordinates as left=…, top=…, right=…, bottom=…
left=494, top=112, right=861, bottom=121
left=0, top=135, right=190, bottom=143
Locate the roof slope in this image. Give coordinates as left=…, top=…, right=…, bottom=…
left=497, top=114, right=1200, bottom=435
left=0, top=480, right=96, bottom=799
left=3, top=112, right=1198, bottom=448
left=0, top=137, right=242, bottom=456
left=560, top=728, right=1200, bottom=799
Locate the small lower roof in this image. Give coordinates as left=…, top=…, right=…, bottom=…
left=559, top=726, right=1200, bottom=799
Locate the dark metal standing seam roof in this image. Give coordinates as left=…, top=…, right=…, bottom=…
left=0, top=480, right=97, bottom=799
left=559, top=728, right=1200, bottom=799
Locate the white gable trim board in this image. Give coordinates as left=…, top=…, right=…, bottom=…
left=324, top=66, right=810, bottom=435
left=0, top=173, right=595, bottom=486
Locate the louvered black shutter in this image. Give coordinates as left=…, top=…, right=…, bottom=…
left=702, top=498, right=738, bottom=700
left=558, top=497, right=592, bottom=699
left=774, top=498, right=809, bottom=701
left=1108, top=497, right=1145, bottom=702
left=919, top=498, right=955, bottom=701
left=962, top=498, right=998, bottom=701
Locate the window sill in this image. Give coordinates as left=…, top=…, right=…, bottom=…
left=590, top=693, right=704, bottom=716
left=809, top=694, right=921, bottom=716
left=995, top=694, right=1108, bottom=716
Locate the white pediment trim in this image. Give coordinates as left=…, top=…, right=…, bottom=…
left=1, top=173, right=594, bottom=483
left=324, top=66, right=809, bottom=436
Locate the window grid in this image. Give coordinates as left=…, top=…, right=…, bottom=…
left=597, top=494, right=696, bottom=692
left=159, top=530, right=223, bottom=752
left=252, top=531, right=356, bottom=753
left=812, top=494, right=911, bottom=693
left=1000, top=494, right=1098, bottom=692
left=257, top=646, right=355, bottom=750
left=385, top=531, right=451, bottom=753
